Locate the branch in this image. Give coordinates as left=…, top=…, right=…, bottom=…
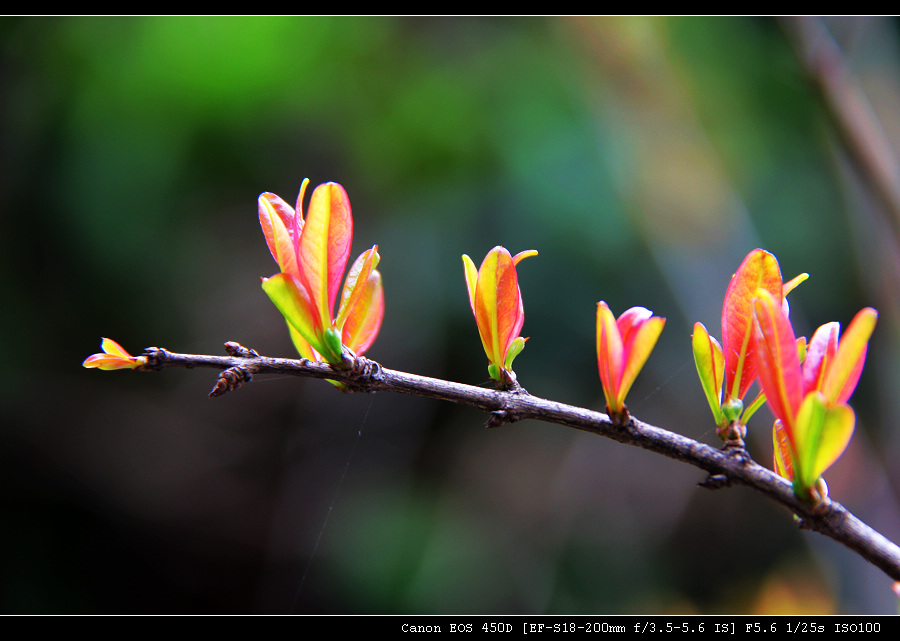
left=137, top=342, right=900, bottom=583
left=783, top=17, right=900, bottom=246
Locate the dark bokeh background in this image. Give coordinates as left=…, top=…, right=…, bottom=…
left=3, top=16, right=900, bottom=614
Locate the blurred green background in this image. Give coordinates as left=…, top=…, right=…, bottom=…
left=3, top=16, right=900, bottom=614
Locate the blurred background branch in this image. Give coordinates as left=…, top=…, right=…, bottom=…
left=783, top=16, right=900, bottom=260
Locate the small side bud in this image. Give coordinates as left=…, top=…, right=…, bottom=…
left=722, top=398, right=743, bottom=423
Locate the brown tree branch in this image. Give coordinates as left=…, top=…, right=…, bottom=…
left=136, top=343, right=900, bottom=584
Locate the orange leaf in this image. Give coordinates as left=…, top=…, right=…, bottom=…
left=463, top=247, right=535, bottom=383
left=722, top=249, right=783, bottom=400
left=258, top=191, right=299, bottom=278
left=341, top=270, right=384, bottom=355
left=753, top=289, right=802, bottom=438
left=298, top=182, right=353, bottom=330
left=597, top=303, right=664, bottom=414
left=82, top=338, right=142, bottom=370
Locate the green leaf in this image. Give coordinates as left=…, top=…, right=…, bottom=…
left=262, top=273, right=324, bottom=356
left=793, top=392, right=855, bottom=497
left=504, top=336, right=526, bottom=371
left=692, top=322, right=725, bottom=425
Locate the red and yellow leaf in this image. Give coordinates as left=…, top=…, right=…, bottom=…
left=259, top=179, right=383, bottom=365
left=802, top=322, right=839, bottom=396
left=83, top=337, right=142, bottom=370
left=463, top=247, right=535, bottom=384
left=298, top=182, right=353, bottom=330
left=597, top=303, right=665, bottom=414
left=475, top=247, right=521, bottom=370
left=258, top=192, right=299, bottom=278
left=596, top=301, right=624, bottom=411
left=462, top=254, right=479, bottom=315
left=821, top=307, right=877, bottom=405
left=336, top=246, right=380, bottom=330
left=617, top=309, right=665, bottom=408
left=341, top=270, right=384, bottom=356
left=722, top=249, right=783, bottom=400
left=753, top=289, right=802, bottom=436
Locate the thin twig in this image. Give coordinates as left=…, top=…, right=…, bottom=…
left=135, top=342, right=900, bottom=583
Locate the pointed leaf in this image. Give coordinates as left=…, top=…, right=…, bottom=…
left=753, top=289, right=802, bottom=436
left=83, top=338, right=142, bottom=370
left=101, top=337, right=132, bottom=360
left=692, top=322, right=726, bottom=425
left=474, top=247, right=520, bottom=369
left=740, top=390, right=767, bottom=425
left=504, top=336, right=527, bottom=371
left=617, top=307, right=654, bottom=344
left=508, top=251, right=536, bottom=342
left=336, top=246, right=380, bottom=329
left=783, top=272, right=809, bottom=297
left=803, top=322, right=839, bottom=396
left=811, top=402, right=855, bottom=483
left=493, top=250, right=523, bottom=362
left=258, top=192, right=299, bottom=277
left=462, top=254, right=478, bottom=315
left=794, top=392, right=855, bottom=492
left=722, top=249, right=783, bottom=400
left=510, top=282, right=526, bottom=351
left=473, top=249, right=502, bottom=368
left=291, top=178, right=310, bottom=259
left=341, top=270, right=384, bottom=356
left=261, top=273, right=324, bottom=356
left=617, top=312, right=665, bottom=408
left=464, top=246, right=532, bottom=383
left=793, top=392, right=826, bottom=495
left=821, top=307, right=877, bottom=405
left=596, top=301, right=624, bottom=411
left=298, top=182, right=353, bottom=329
left=781, top=272, right=809, bottom=317
left=82, top=353, right=137, bottom=370
left=512, top=249, right=538, bottom=265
